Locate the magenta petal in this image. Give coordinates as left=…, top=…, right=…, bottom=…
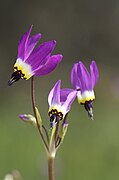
left=26, top=40, right=56, bottom=68
left=71, top=63, right=81, bottom=90
left=19, top=114, right=27, bottom=120
left=60, top=88, right=74, bottom=103
left=62, top=90, right=77, bottom=112
left=24, top=33, right=42, bottom=60
left=77, top=62, right=91, bottom=92
left=34, top=54, right=62, bottom=76
left=90, top=61, right=99, bottom=88
left=48, top=80, right=61, bottom=107
left=18, top=25, right=33, bottom=60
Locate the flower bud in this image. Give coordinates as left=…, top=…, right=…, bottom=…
left=19, top=114, right=37, bottom=126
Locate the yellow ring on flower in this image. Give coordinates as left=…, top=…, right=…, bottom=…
left=48, top=106, right=65, bottom=121
left=77, top=90, right=95, bottom=104
left=14, top=58, right=33, bottom=80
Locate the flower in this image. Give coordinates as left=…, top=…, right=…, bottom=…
left=48, top=80, right=77, bottom=127
left=8, top=25, right=63, bottom=85
left=71, top=61, right=99, bottom=119
left=48, top=80, right=77, bottom=157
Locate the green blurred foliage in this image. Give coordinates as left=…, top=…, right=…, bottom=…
left=0, top=0, right=119, bottom=179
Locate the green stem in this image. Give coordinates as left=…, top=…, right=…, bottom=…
left=31, top=76, right=49, bottom=151
left=48, top=156, right=55, bottom=180
left=54, top=119, right=60, bottom=147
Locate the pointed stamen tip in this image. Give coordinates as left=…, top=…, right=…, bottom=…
left=88, top=113, right=94, bottom=120
left=88, top=113, right=94, bottom=121
left=90, top=116, right=94, bottom=120
left=87, top=108, right=94, bottom=120
left=8, top=71, right=22, bottom=86
left=8, top=79, right=14, bottom=86
left=88, top=112, right=94, bottom=120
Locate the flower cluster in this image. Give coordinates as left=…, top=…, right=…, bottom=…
left=9, top=26, right=99, bottom=158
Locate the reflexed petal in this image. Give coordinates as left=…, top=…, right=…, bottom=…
left=9, top=26, right=63, bottom=84
left=60, top=88, right=75, bottom=103
left=71, top=63, right=81, bottom=89
left=18, top=25, right=32, bottom=60
left=26, top=40, right=56, bottom=69
left=77, top=62, right=91, bottom=92
left=48, top=80, right=61, bottom=107
left=24, top=33, right=42, bottom=60
left=90, top=61, right=99, bottom=88
left=34, top=54, right=62, bottom=76
left=62, top=90, right=77, bottom=112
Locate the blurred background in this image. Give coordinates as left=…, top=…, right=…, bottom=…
left=0, top=0, right=119, bottom=179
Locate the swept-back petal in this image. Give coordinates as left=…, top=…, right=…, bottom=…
left=60, top=88, right=74, bottom=103
left=18, top=25, right=32, bottom=60
left=77, top=62, right=91, bottom=92
left=90, top=61, right=99, bottom=88
left=62, top=90, right=77, bottom=113
left=71, top=63, right=81, bottom=90
left=26, top=40, right=56, bottom=69
left=48, top=80, right=61, bottom=107
left=34, top=54, right=62, bottom=76
left=24, top=33, right=42, bottom=61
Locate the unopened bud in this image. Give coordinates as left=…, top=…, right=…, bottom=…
left=19, top=114, right=37, bottom=126
left=59, top=122, right=68, bottom=140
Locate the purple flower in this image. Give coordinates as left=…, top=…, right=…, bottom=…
left=48, top=80, right=77, bottom=127
left=71, top=61, right=99, bottom=119
left=8, top=25, right=63, bottom=85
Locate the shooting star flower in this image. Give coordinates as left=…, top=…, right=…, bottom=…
left=8, top=26, right=63, bottom=85
left=71, top=61, right=99, bottom=119
left=48, top=80, right=77, bottom=127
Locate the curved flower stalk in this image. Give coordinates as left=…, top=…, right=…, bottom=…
left=47, top=80, right=77, bottom=180
left=20, top=80, right=77, bottom=154
left=19, top=80, right=77, bottom=180
left=20, top=80, right=76, bottom=150
left=8, top=25, right=63, bottom=85
left=71, top=61, right=99, bottom=119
